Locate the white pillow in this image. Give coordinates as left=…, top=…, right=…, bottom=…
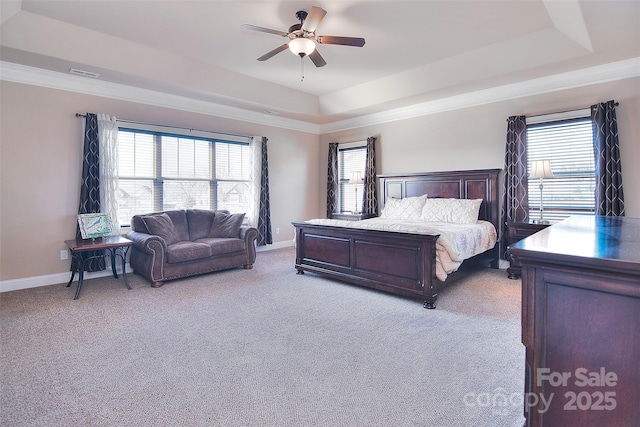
left=380, top=195, right=427, bottom=220
left=421, top=198, right=483, bottom=224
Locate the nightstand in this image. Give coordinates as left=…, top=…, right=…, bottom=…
left=329, top=213, right=376, bottom=221
left=506, top=221, right=551, bottom=279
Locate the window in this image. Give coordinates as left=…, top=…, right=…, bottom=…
left=337, top=143, right=366, bottom=213
left=527, top=117, right=595, bottom=223
left=116, top=126, right=251, bottom=226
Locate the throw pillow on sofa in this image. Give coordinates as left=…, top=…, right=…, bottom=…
left=186, top=209, right=218, bottom=240
left=141, top=213, right=180, bottom=245
left=210, top=212, right=245, bottom=238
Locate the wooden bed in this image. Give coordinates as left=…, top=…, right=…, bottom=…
left=292, top=169, right=501, bottom=308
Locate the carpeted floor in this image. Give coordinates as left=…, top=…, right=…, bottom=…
left=1, top=247, right=525, bottom=426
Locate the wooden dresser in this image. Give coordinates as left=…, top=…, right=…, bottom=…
left=510, top=216, right=640, bottom=427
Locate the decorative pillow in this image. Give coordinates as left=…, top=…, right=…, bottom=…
left=141, top=213, right=180, bottom=245
left=420, top=198, right=483, bottom=224
left=209, top=212, right=245, bottom=238
left=380, top=195, right=427, bottom=220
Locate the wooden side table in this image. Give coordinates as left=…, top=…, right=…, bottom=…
left=506, top=221, right=551, bottom=279
left=329, top=213, right=376, bottom=221
left=65, top=235, right=133, bottom=300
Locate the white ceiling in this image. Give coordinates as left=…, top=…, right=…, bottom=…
left=1, top=0, right=639, bottom=126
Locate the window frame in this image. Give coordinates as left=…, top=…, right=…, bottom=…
left=116, top=123, right=252, bottom=227
left=526, top=110, right=595, bottom=223
left=336, top=141, right=367, bottom=214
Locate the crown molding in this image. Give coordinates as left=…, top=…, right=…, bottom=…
left=0, top=61, right=322, bottom=134
left=2, top=57, right=638, bottom=135
left=319, top=57, right=640, bottom=134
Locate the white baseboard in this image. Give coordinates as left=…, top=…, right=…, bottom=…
left=0, top=240, right=295, bottom=293
left=257, top=240, right=295, bottom=252
left=0, top=267, right=130, bottom=293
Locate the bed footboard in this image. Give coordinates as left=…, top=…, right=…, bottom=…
left=293, top=222, right=442, bottom=308
left=293, top=168, right=501, bottom=308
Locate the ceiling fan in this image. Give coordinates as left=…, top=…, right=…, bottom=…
left=241, top=6, right=365, bottom=68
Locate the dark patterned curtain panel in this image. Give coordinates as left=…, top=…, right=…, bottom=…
left=74, top=113, right=105, bottom=272
left=257, top=137, right=273, bottom=246
left=362, top=136, right=378, bottom=216
left=500, top=115, right=529, bottom=258
left=326, top=143, right=339, bottom=217
left=591, top=100, right=625, bottom=216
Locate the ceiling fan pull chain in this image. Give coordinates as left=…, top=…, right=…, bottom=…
left=301, top=56, right=305, bottom=82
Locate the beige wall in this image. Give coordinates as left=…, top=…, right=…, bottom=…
left=320, top=77, right=640, bottom=218
left=2, top=76, right=639, bottom=284
left=0, top=81, right=320, bottom=281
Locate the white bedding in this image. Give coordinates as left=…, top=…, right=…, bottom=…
left=305, top=218, right=497, bottom=281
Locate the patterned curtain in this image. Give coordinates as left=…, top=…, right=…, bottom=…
left=501, top=115, right=529, bottom=258
left=326, top=143, right=339, bottom=217
left=74, top=113, right=105, bottom=272
left=257, top=136, right=273, bottom=246
left=362, top=136, right=378, bottom=216
left=591, top=100, right=625, bottom=216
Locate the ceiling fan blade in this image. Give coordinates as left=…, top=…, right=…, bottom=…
left=257, top=44, right=289, bottom=61
left=317, top=35, right=366, bottom=47
left=302, top=6, right=327, bottom=33
left=309, top=49, right=327, bottom=67
left=241, top=24, right=288, bottom=37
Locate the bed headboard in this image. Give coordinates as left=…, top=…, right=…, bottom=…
left=378, top=169, right=501, bottom=229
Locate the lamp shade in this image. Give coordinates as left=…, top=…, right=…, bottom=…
left=289, top=37, right=316, bottom=56
left=349, top=171, right=363, bottom=184
left=530, top=160, right=554, bottom=179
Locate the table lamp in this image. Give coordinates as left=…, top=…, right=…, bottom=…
left=349, top=171, right=363, bottom=214
left=530, top=160, right=554, bottom=223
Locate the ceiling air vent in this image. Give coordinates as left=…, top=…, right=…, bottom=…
left=69, top=68, right=100, bottom=78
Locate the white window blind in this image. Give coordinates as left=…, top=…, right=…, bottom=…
left=338, top=144, right=366, bottom=213
left=527, top=118, right=595, bottom=223
left=116, top=126, right=251, bottom=226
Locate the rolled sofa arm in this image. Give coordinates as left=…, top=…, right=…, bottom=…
left=239, top=226, right=259, bottom=265
left=125, top=231, right=167, bottom=285
left=126, top=231, right=167, bottom=254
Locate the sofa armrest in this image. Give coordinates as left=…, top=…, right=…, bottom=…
left=239, top=226, right=259, bottom=265
left=126, top=231, right=168, bottom=254
left=125, top=231, right=168, bottom=285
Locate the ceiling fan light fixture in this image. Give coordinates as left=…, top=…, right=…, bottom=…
left=288, top=37, right=315, bottom=57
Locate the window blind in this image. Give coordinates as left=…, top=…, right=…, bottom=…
left=527, top=118, right=595, bottom=223
left=116, top=127, right=251, bottom=226
left=338, top=144, right=366, bottom=213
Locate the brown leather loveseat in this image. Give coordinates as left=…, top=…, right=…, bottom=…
left=126, top=209, right=258, bottom=287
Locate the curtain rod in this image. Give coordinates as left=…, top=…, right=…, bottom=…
left=526, top=101, right=619, bottom=120
left=75, top=113, right=249, bottom=140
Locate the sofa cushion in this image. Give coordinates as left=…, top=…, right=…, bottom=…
left=196, top=237, right=246, bottom=255
left=209, top=212, right=245, bottom=238
left=186, top=209, right=216, bottom=240
left=166, top=241, right=212, bottom=264
left=164, top=210, right=190, bottom=241
left=141, top=213, right=180, bottom=245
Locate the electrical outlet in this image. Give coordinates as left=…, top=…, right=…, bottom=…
left=60, top=250, right=68, bottom=260
left=276, top=227, right=280, bottom=234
